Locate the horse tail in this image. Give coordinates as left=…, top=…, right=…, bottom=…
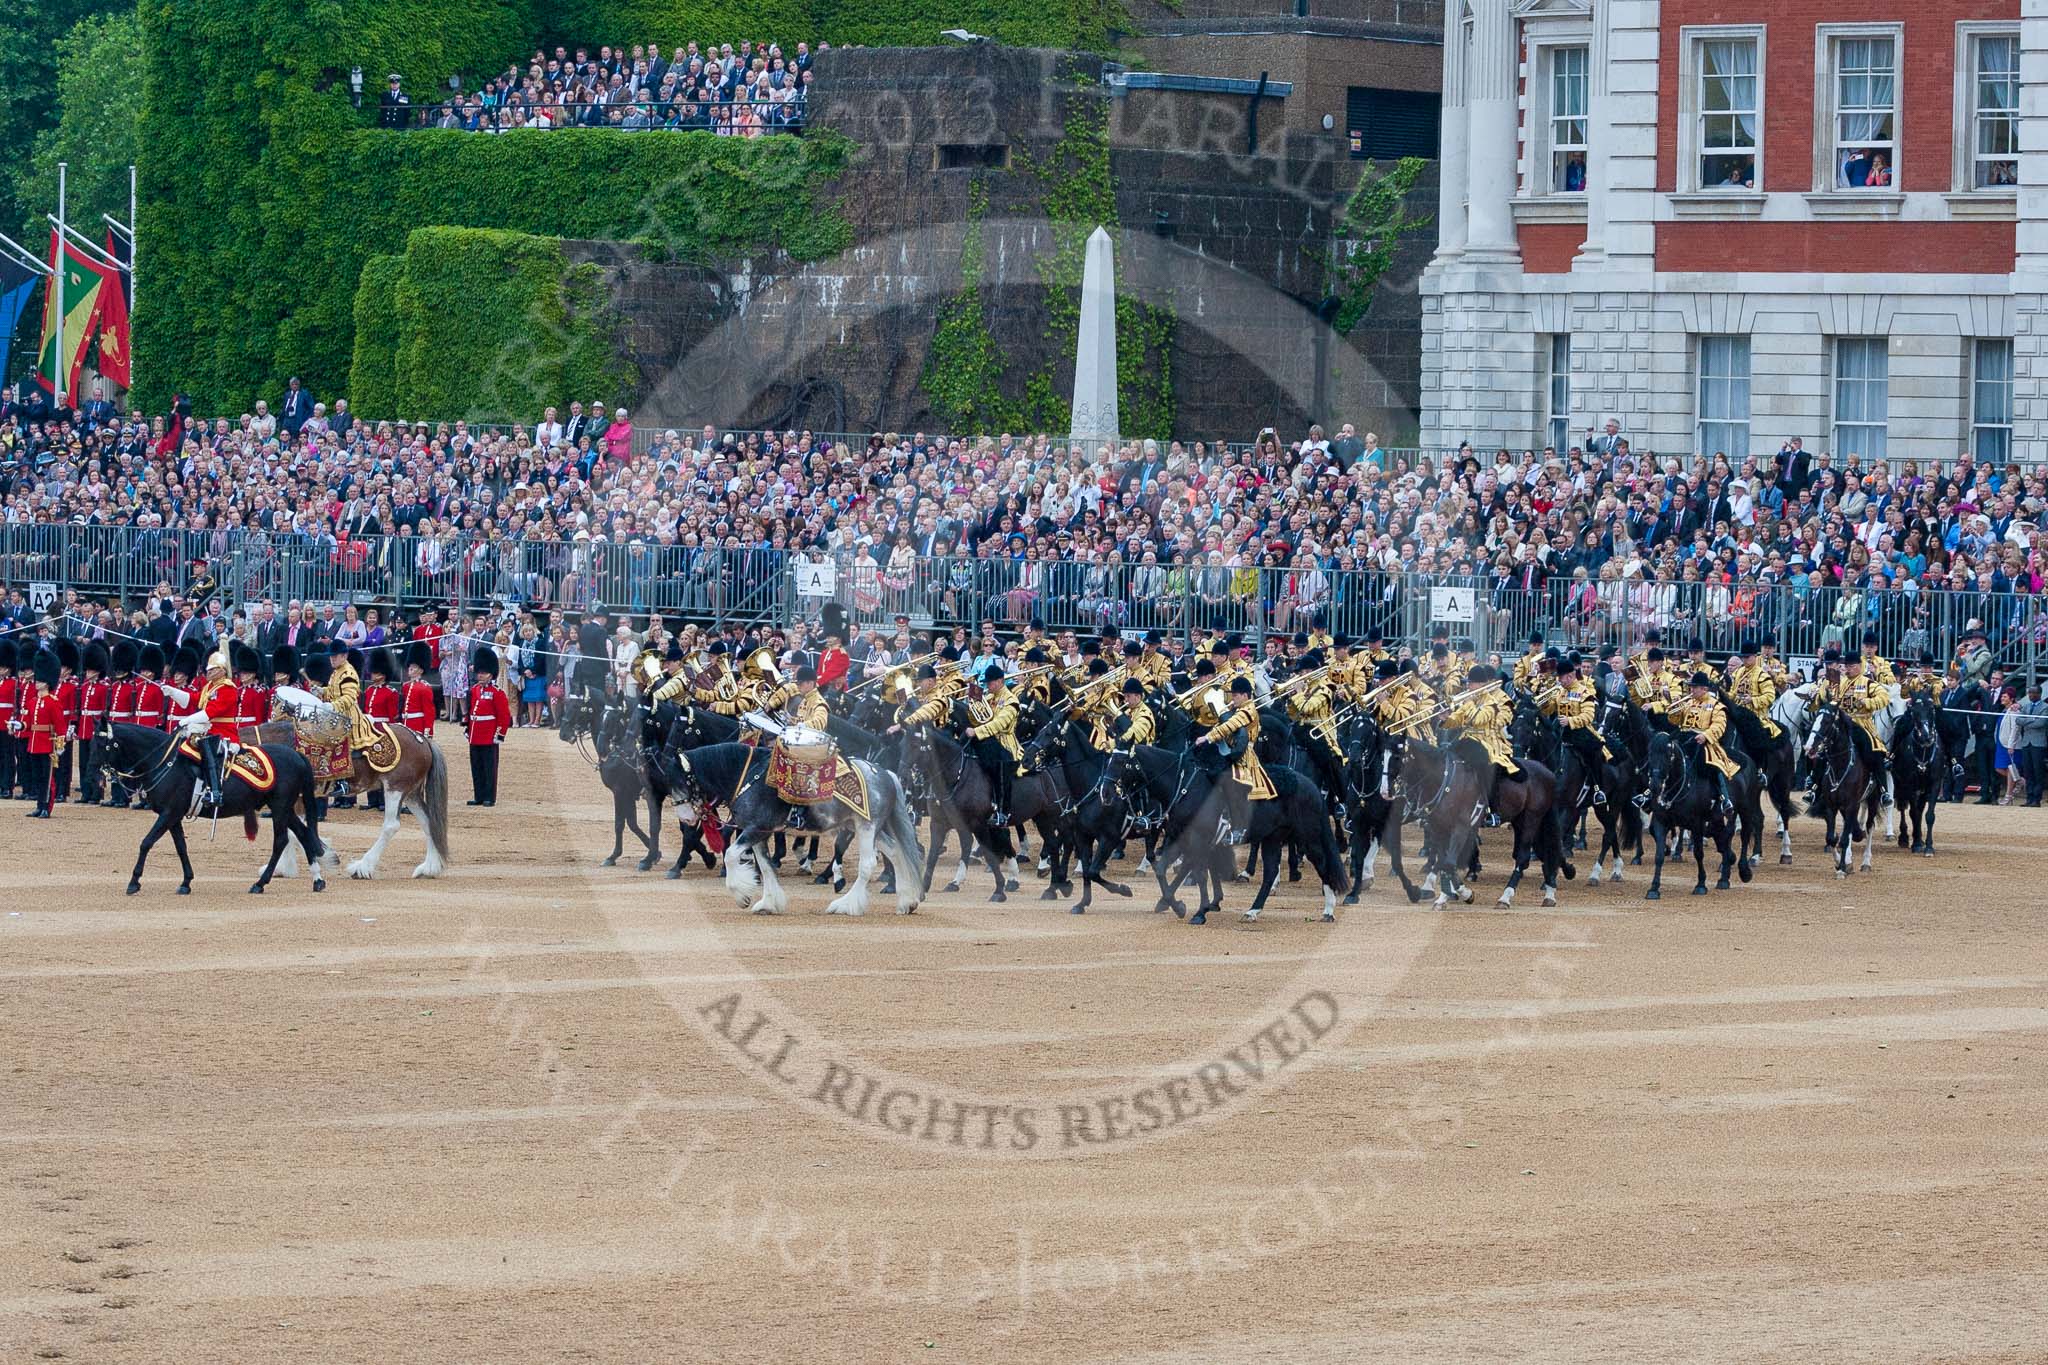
left=422, top=741, right=452, bottom=867
left=300, top=757, right=326, bottom=862
left=892, top=771, right=929, bottom=900
left=244, top=810, right=259, bottom=842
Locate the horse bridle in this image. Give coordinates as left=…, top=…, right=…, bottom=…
left=104, top=731, right=185, bottom=795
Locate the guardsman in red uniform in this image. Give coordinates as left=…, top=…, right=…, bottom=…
left=412, top=609, right=447, bottom=717
left=363, top=650, right=401, bottom=810
left=234, top=642, right=270, bottom=735
left=271, top=643, right=298, bottom=697
left=51, top=639, right=81, bottom=803
left=400, top=643, right=437, bottom=738
left=106, top=641, right=139, bottom=806
left=0, top=644, right=19, bottom=799
left=77, top=642, right=112, bottom=805
left=22, top=650, right=63, bottom=817
left=464, top=645, right=512, bottom=807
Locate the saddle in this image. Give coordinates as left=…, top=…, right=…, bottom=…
left=754, top=725, right=871, bottom=820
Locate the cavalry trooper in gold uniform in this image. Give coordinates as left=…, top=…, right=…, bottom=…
left=966, top=664, right=1021, bottom=826
left=323, top=638, right=375, bottom=749
left=1328, top=637, right=1363, bottom=703
left=737, top=645, right=784, bottom=714
left=1625, top=626, right=1666, bottom=689
left=1899, top=650, right=1943, bottom=700
left=1724, top=637, right=1782, bottom=738
left=1359, top=627, right=1391, bottom=673
left=1377, top=658, right=1436, bottom=745
left=1512, top=630, right=1549, bottom=696
left=1178, top=658, right=1229, bottom=730
left=1674, top=670, right=1741, bottom=819
left=1543, top=651, right=1613, bottom=802
left=1822, top=649, right=1888, bottom=781
left=1446, top=665, right=1520, bottom=798
left=889, top=664, right=951, bottom=731
left=654, top=639, right=743, bottom=714
left=1072, top=658, right=1123, bottom=751
left=1196, top=675, right=1273, bottom=844
left=1420, top=641, right=1455, bottom=695
left=1115, top=676, right=1157, bottom=747
left=1285, top=649, right=1343, bottom=779
left=776, top=664, right=830, bottom=730
left=1134, top=631, right=1173, bottom=694
left=1017, top=647, right=1058, bottom=708
left=1629, top=646, right=1683, bottom=717
left=1859, top=628, right=1897, bottom=690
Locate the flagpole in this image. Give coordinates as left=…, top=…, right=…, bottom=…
left=46, top=218, right=121, bottom=271
left=128, top=163, right=137, bottom=377
left=55, top=161, right=64, bottom=407
left=0, top=231, right=51, bottom=277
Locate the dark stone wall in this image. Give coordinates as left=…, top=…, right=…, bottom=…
left=575, top=40, right=1438, bottom=444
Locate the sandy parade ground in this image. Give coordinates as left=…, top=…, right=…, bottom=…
left=3, top=726, right=2046, bottom=1363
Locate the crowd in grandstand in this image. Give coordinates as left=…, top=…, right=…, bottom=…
left=380, top=40, right=818, bottom=133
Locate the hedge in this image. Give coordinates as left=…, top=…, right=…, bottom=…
left=348, top=254, right=406, bottom=422
left=382, top=226, right=632, bottom=422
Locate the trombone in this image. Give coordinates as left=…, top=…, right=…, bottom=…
left=845, top=650, right=940, bottom=694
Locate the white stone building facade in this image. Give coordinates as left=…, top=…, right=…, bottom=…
left=1422, top=0, right=2048, bottom=466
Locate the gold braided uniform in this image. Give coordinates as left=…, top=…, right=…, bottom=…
left=689, top=665, right=745, bottom=715
left=1822, top=672, right=1889, bottom=754
left=1629, top=665, right=1683, bottom=716
left=1899, top=668, right=1942, bottom=700
left=1328, top=655, right=1363, bottom=703
left=1512, top=649, right=1547, bottom=695
left=1673, top=694, right=1740, bottom=777
left=1180, top=681, right=1228, bottom=729
left=1376, top=676, right=1436, bottom=744
left=1286, top=677, right=1340, bottom=753
left=1860, top=650, right=1897, bottom=689
left=1542, top=675, right=1613, bottom=759
left=323, top=655, right=377, bottom=749
left=1079, top=686, right=1124, bottom=752
left=898, top=688, right=951, bottom=729
left=781, top=688, right=830, bottom=730
left=1448, top=689, right=1518, bottom=774
left=1118, top=698, right=1157, bottom=746
left=1133, top=651, right=1172, bottom=692
left=1203, top=701, right=1275, bottom=799
left=967, top=685, right=1021, bottom=761
left=1727, top=659, right=1782, bottom=737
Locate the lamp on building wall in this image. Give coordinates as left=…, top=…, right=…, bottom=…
left=350, top=67, right=363, bottom=107
left=1321, top=113, right=1335, bottom=131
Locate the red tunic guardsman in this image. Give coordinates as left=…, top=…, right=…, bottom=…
left=77, top=643, right=113, bottom=805
left=132, top=645, right=168, bottom=733
left=465, top=645, right=512, bottom=807
left=233, top=643, right=270, bottom=732
left=51, top=640, right=81, bottom=802
left=0, top=650, right=19, bottom=799
left=22, top=652, right=65, bottom=817
left=362, top=650, right=401, bottom=811
left=401, top=642, right=436, bottom=737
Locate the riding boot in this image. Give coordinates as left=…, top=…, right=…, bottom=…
left=986, top=760, right=1013, bottom=827
left=203, top=738, right=225, bottom=811
left=1714, top=772, right=1734, bottom=822
left=1217, top=782, right=1249, bottom=845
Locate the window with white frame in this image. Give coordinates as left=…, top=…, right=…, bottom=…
left=1696, top=336, right=1751, bottom=458
left=1969, top=32, right=2019, bottom=189
left=1973, top=339, right=2013, bottom=463
left=1825, top=32, right=1898, bottom=189
left=1696, top=36, right=1759, bottom=190
left=1546, top=335, right=1571, bottom=453
left=1832, top=338, right=1889, bottom=460
left=1547, top=46, right=1589, bottom=193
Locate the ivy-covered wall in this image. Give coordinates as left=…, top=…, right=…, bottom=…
left=368, top=226, right=631, bottom=422
left=348, top=254, right=406, bottom=423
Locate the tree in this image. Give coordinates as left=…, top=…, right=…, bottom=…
left=16, top=9, right=144, bottom=245
left=1326, top=157, right=1433, bottom=337
left=0, top=0, right=132, bottom=240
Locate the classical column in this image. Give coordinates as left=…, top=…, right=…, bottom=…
left=1463, top=0, right=1521, bottom=262
left=2009, top=2, right=2048, bottom=460
left=1433, top=0, right=1470, bottom=261
left=1572, top=0, right=1612, bottom=266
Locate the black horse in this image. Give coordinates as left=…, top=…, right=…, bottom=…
left=1638, top=731, right=1756, bottom=899
left=1582, top=693, right=1650, bottom=888
left=1114, top=743, right=1348, bottom=925
left=893, top=710, right=1044, bottom=903
left=100, top=723, right=328, bottom=897
left=1803, top=701, right=1883, bottom=878
left=1415, top=740, right=1568, bottom=910
left=1338, top=712, right=1407, bottom=903
left=1021, top=715, right=1141, bottom=914
left=1889, top=695, right=1944, bottom=857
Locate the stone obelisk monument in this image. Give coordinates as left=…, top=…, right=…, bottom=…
left=1068, top=226, right=1119, bottom=454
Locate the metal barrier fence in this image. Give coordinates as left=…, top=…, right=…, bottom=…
left=385, top=95, right=809, bottom=133
left=7, top=523, right=2045, bottom=685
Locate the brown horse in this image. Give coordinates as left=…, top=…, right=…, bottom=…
left=264, top=687, right=452, bottom=879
